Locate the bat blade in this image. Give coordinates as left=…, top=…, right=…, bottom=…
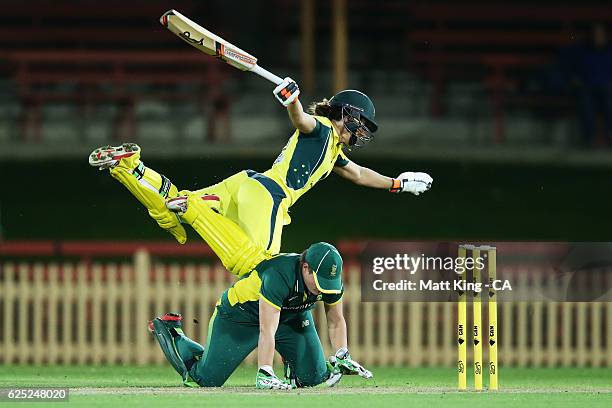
left=160, top=9, right=258, bottom=71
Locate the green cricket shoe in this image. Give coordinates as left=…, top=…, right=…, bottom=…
left=148, top=313, right=201, bottom=387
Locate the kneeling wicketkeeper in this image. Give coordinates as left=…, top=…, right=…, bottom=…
left=149, top=242, right=372, bottom=389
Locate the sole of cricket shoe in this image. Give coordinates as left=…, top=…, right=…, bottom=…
left=148, top=313, right=183, bottom=333
left=166, top=196, right=188, bottom=213
left=166, top=194, right=221, bottom=213
left=89, top=143, right=141, bottom=170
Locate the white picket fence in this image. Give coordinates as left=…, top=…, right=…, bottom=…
left=1, top=250, right=611, bottom=366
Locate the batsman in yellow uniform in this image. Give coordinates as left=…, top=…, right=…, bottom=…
left=89, top=81, right=434, bottom=276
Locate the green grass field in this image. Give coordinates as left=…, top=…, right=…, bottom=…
left=1, top=365, right=611, bottom=408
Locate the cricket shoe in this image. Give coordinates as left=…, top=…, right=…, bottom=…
left=149, top=313, right=187, bottom=382
left=166, top=194, right=221, bottom=214
left=148, top=313, right=203, bottom=388
left=88, top=143, right=141, bottom=170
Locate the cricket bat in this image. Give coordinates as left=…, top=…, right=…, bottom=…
left=160, top=9, right=284, bottom=85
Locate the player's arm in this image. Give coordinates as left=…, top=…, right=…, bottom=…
left=333, top=160, right=434, bottom=196
left=287, top=98, right=317, bottom=133
left=273, top=78, right=317, bottom=133
left=333, top=160, right=394, bottom=189
left=258, top=298, right=280, bottom=367
left=325, top=301, right=348, bottom=351
left=325, top=301, right=373, bottom=380
left=256, top=297, right=291, bottom=389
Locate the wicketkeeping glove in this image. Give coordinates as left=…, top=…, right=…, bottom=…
left=255, top=366, right=293, bottom=390
left=273, top=77, right=300, bottom=106
left=331, top=348, right=373, bottom=379
left=325, top=358, right=343, bottom=387
left=390, top=172, right=433, bottom=195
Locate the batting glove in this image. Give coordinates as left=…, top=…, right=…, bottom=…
left=273, top=77, right=300, bottom=106
left=390, top=172, right=433, bottom=195
left=255, top=366, right=293, bottom=390
left=331, top=348, right=373, bottom=379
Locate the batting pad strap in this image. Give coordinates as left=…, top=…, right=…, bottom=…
left=389, top=178, right=402, bottom=193
left=132, top=162, right=146, bottom=180
left=159, top=174, right=172, bottom=198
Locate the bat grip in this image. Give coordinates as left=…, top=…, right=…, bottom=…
left=251, top=65, right=283, bottom=85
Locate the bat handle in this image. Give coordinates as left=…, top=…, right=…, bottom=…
left=251, top=65, right=284, bottom=85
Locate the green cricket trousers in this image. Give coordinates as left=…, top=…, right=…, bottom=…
left=182, top=301, right=329, bottom=387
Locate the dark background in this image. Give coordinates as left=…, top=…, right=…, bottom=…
left=2, top=0, right=612, bottom=247
left=2, top=157, right=609, bottom=250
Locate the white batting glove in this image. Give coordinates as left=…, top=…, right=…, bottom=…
left=390, top=172, right=433, bottom=195
left=273, top=77, right=300, bottom=106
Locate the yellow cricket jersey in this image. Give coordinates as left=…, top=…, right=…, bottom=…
left=263, top=116, right=350, bottom=207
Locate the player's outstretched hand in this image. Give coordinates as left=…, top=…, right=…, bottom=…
left=255, top=366, right=293, bottom=390
left=325, top=362, right=343, bottom=387
left=332, top=348, right=373, bottom=379
left=273, top=77, right=300, bottom=106
left=390, top=172, right=433, bottom=195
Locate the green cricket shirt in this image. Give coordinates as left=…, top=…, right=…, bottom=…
left=219, top=253, right=343, bottom=323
